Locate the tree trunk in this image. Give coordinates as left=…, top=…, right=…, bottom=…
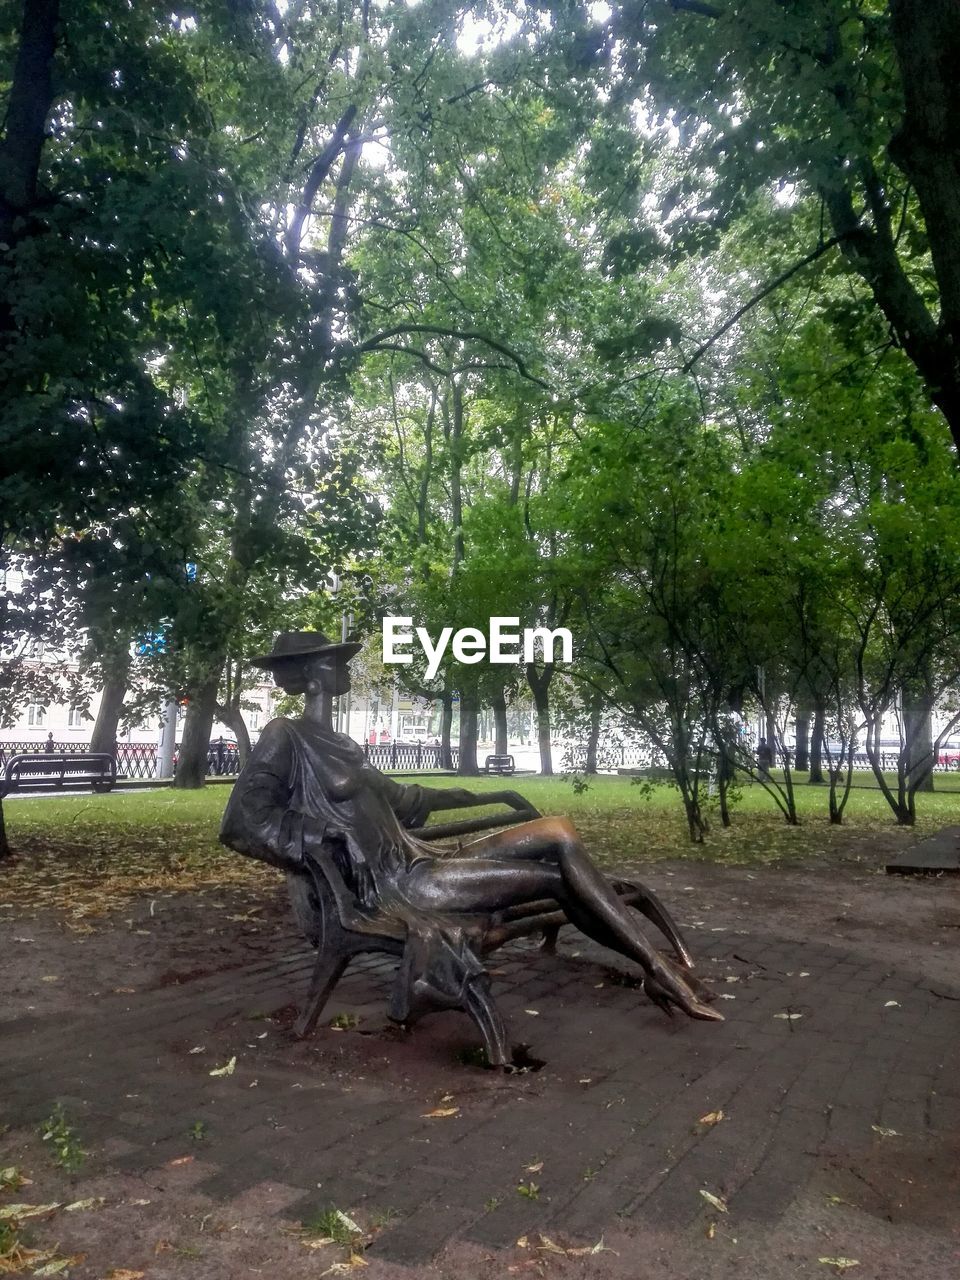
left=440, top=689, right=453, bottom=769
left=794, top=708, right=810, bottom=773
left=584, top=697, right=602, bottom=774
left=526, top=664, right=554, bottom=776
left=457, top=689, right=480, bottom=775
left=491, top=687, right=508, bottom=756
left=809, top=700, right=825, bottom=784
left=903, top=690, right=936, bottom=794
left=89, top=660, right=130, bottom=756
left=0, top=0, right=60, bottom=244
left=0, top=797, right=10, bottom=860
left=174, top=673, right=220, bottom=788
left=219, top=706, right=252, bottom=766
left=887, top=0, right=960, bottom=452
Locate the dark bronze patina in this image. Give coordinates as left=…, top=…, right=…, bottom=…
left=220, top=632, right=721, bottom=1066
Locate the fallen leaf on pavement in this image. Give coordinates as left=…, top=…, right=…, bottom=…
left=871, top=1125, right=899, bottom=1138
left=209, top=1056, right=236, bottom=1077
left=0, top=1203, right=60, bottom=1221
left=65, top=1198, right=104, bottom=1212
left=818, top=1259, right=859, bottom=1271
left=698, top=1190, right=728, bottom=1213
left=525, top=1162, right=544, bottom=1174
left=774, top=1012, right=803, bottom=1020
left=320, top=1253, right=368, bottom=1275
left=421, top=1107, right=459, bottom=1118
left=698, top=1111, right=725, bottom=1126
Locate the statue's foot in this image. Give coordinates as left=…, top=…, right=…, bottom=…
left=644, top=967, right=724, bottom=1022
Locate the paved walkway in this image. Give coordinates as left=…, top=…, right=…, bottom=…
left=2, top=902, right=959, bottom=1277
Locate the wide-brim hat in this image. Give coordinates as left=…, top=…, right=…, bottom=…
left=249, top=630, right=362, bottom=669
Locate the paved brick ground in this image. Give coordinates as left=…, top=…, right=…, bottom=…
left=3, top=912, right=958, bottom=1274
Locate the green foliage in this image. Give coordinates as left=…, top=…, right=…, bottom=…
left=39, top=1104, right=84, bottom=1172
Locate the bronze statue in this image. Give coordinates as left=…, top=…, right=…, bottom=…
left=220, top=632, right=721, bottom=1066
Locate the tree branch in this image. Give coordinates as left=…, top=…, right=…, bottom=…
left=681, top=235, right=844, bottom=372
left=354, top=324, right=551, bottom=389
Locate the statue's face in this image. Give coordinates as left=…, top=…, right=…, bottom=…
left=272, top=653, right=351, bottom=698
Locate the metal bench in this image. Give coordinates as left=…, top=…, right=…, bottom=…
left=483, top=753, right=516, bottom=776
left=284, top=791, right=691, bottom=1066
left=1, top=752, right=117, bottom=796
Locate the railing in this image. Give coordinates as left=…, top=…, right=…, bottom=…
left=363, top=742, right=459, bottom=772
left=0, top=739, right=454, bottom=779
left=0, top=740, right=241, bottom=780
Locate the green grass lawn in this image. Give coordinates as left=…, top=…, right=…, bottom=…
left=3, top=772, right=957, bottom=929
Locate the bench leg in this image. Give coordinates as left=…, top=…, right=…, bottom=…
left=296, top=951, right=350, bottom=1038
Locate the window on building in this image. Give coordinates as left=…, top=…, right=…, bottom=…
left=248, top=708, right=260, bottom=731
left=68, top=706, right=85, bottom=729
left=27, top=703, right=45, bottom=727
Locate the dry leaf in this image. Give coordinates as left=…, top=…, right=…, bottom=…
left=34, top=1259, right=83, bottom=1277
left=535, top=1236, right=565, bottom=1256
left=65, top=1197, right=104, bottom=1212
left=188, top=1046, right=205, bottom=1054
left=333, top=1210, right=362, bottom=1235
left=523, top=1009, right=540, bottom=1016
left=884, top=1001, right=900, bottom=1008
left=320, top=1253, right=368, bottom=1276
left=774, top=1012, right=803, bottom=1020
left=706, top=1221, right=716, bottom=1240
left=871, top=1125, right=899, bottom=1138
left=698, top=1110, right=725, bottom=1126
left=166, top=1156, right=194, bottom=1167
left=102, top=1271, right=146, bottom=1280
left=0, top=1203, right=60, bottom=1221
left=209, top=1056, right=236, bottom=1077
left=525, top=1162, right=544, bottom=1174
left=303, top=1238, right=336, bottom=1250
left=533, top=1234, right=613, bottom=1258
left=0, top=1168, right=30, bottom=1191
left=421, top=1107, right=460, bottom=1118
left=818, top=1259, right=859, bottom=1271
left=516, top=1237, right=529, bottom=1249
left=698, top=1190, right=728, bottom=1213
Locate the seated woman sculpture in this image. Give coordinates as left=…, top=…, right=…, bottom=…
left=220, top=631, right=721, bottom=1043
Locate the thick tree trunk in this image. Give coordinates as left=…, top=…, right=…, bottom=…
left=526, top=664, right=554, bottom=776
left=491, top=688, right=508, bottom=756
left=809, top=700, right=825, bottom=784
left=0, top=797, right=10, bottom=859
left=174, top=674, right=220, bottom=788
left=794, top=708, right=810, bottom=773
left=88, top=661, right=129, bottom=756
left=584, top=697, right=602, bottom=774
left=0, top=0, right=60, bottom=242
left=440, top=689, right=453, bottom=769
left=888, top=0, right=960, bottom=451
left=457, top=689, right=480, bottom=776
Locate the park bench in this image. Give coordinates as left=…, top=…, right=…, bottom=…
left=483, top=753, right=516, bottom=776
left=284, top=790, right=684, bottom=1067
left=1, top=751, right=117, bottom=796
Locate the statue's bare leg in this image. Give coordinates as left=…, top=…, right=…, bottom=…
left=404, top=817, right=720, bottom=1021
